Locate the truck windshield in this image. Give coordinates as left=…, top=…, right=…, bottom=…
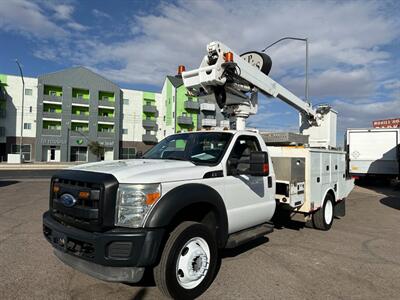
left=143, top=132, right=233, bottom=165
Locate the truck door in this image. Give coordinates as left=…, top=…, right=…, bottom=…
left=223, top=135, right=275, bottom=233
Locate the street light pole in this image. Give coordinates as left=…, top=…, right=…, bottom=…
left=15, top=59, right=25, bottom=163
left=262, top=37, right=309, bottom=102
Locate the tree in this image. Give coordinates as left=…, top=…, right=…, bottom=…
left=88, top=141, right=104, bottom=160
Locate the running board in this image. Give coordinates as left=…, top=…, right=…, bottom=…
left=225, top=223, right=274, bottom=249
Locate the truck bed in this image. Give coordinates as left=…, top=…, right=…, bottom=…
left=267, top=146, right=354, bottom=214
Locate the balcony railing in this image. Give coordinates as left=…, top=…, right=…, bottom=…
left=98, top=115, right=115, bottom=122
left=42, top=129, right=61, bottom=136
left=143, top=105, right=158, bottom=114
left=70, top=130, right=89, bottom=136
left=43, top=94, right=62, bottom=102
left=143, top=119, right=157, bottom=128
left=98, top=99, right=115, bottom=107
left=177, top=116, right=193, bottom=125
left=202, top=118, right=217, bottom=127
left=142, top=133, right=158, bottom=144
left=184, top=101, right=200, bottom=111
left=71, top=114, right=89, bottom=121
left=43, top=111, right=62, bottom=119
left=72, top=97, right=89, bottom=105
left=97, top=131, right=114, bottom=138
left=200, top=103, right=216, bottom=111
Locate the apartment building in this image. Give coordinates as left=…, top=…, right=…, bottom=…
left=0, top=67, right=227, bottom=163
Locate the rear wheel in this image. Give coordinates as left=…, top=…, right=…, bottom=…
left=312, top=193, right=334, bottom=230
left=154, top=221, right=218, bottom=299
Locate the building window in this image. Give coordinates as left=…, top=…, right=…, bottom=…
left=25, top=88, right=32, bottom=96
left=50, top=91, right=57, bottom=96
left=163, top=116, right=166, bottom=121
left=123, top=99, right=129, bottom=105
left=120, top=147, right=136, bottom=159
left=164, top=130, right=166, bottom=136
left=122, top=128, right=128, bottom=134
left=76, top=93, right=83, bottom=99
left=29, top=106, right=32, bottom=113
left=11, top=144, right=31, bottom=161
left=23, top=123, right=31, bottom=130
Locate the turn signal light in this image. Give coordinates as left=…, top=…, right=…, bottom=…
left=177, top=65, right=186, bottom=75
left=78, top=191, right=90, bottom=199
left=224, top=51, right=234, bottom=62
left=53, top=184, right=60, bottom=193
left=146, top=192, right=161, bottom=205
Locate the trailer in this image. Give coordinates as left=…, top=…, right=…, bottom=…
left=346, top=128, right=400, bottom=180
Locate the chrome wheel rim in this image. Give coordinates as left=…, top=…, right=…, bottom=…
left=324, top=199, right=333, bottom=225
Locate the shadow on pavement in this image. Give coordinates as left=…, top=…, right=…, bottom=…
left=130, top=288, right=148, bottom=300
left=0, top=180, right=19, bottom=187
left=380, top=197, right=400, bottom=210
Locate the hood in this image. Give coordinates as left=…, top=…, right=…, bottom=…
left=69, top=159, right=215, bottom=183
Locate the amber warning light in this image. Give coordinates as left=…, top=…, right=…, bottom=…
left=177, top=65, right=186, bottom=75
left=224, top=51, right=234, bottom=62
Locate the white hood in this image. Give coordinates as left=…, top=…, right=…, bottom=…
left=70, top=159, right=215, bottom=183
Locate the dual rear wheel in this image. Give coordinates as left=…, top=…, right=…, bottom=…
left=312, top=193, right=334, bottom=230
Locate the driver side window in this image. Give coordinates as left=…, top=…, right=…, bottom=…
left=227, top=136, right=261, bottom=175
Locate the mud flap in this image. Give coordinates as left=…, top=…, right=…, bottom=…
left=334, top=199, right=346, bottom=217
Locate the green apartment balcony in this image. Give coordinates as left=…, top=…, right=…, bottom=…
left=42, top=120, right=61, bottom=136
left=98, top=124, right=114, bottom=138
left=43, top=85, right=62, bottom=102
left=98, top=108, right=115, bottom=122
left=71, top=106, right=89, bottom=121
left=142, top=133, right=158, bottom=144
left=184, top=100, right=200, bottom=111
left=177, top=115, right=193, bottom=126
left=143, top=119, right=157, bottom=129
left=98, top=91, right=115, bottom=107
left=70, top=122, right=89, bottom=136
left=72, top=88, right=90, bottom=105
left=143, top=104, right=158, bottom=114
left=43, top=103, right=62, bottom=119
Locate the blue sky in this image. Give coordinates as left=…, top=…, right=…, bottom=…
left=0, top=0, right=399, bottom=141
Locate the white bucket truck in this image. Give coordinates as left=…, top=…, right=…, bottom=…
left=43, top=41, right=353, bottom=299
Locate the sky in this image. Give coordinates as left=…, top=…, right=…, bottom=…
left=0, top=0, right=399, bottom=143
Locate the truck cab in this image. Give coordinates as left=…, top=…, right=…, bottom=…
left=43, top=130, right=276, bottom=299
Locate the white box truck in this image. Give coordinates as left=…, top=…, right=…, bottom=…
left=346, top=128, right=400, bottom=180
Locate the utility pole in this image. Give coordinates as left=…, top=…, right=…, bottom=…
left=15, top=59, right=25, bottom=163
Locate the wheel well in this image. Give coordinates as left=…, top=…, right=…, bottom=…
left=167, top=203, right=224, bottom=247
left=326, top=189, right=336, bottom=202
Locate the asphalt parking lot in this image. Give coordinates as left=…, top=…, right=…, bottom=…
left=0, top=179, right=399, bottom=299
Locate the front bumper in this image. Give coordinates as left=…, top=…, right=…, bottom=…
left=43, top=211, right=165, bottom=282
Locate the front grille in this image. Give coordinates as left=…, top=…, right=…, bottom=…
left=49, top=170, right=119, bottom=232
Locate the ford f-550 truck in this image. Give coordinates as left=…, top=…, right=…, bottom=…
left=43, top=41, right=354, bottom=299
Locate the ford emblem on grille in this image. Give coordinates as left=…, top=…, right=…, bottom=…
left=60, top=193, right=77, bottom=208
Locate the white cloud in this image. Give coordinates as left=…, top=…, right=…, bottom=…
left=51, top=4, right=74, bottom=21
left=92, top=9, right=111, bottom=19
left=0, top=0, right=67, bottom=38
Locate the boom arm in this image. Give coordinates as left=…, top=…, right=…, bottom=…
left=182, top=41, right=319, bottom=126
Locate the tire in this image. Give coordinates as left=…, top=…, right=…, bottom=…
left=312, top=193, right=334, bottom=230
left=154, top=221, right=218, bottom=299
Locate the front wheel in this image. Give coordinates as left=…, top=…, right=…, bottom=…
left=154, top=221, right=218, bottom=299
left=312, top=194, right=334, bottom=230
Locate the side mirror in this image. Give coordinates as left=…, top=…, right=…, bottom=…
left=249, top=151, right=269, bottom=176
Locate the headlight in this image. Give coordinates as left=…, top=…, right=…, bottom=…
left=115, top=184, right=161, bottom=228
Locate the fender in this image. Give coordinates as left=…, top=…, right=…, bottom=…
left=145, top=183, right=229, bottom=247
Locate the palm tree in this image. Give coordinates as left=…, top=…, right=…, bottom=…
left=88, top=141, right=104, bottom=161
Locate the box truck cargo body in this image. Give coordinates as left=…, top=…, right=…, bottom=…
left=346, top=128, right=400, bottom=179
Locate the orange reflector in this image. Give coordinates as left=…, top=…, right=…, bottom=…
left=79, top=191, right=90, bottom=199
left=53, top=185, right=60, bottom=193
left=224, top=51, right=234, bottom=62
left=146, top=192, right=161, bottom=205
left=177, top=65, right=186, bottom=75
left=263, top=163, right=269, bottom=173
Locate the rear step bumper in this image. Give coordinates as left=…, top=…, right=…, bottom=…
left=225, top=223, right=274, bottom=249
